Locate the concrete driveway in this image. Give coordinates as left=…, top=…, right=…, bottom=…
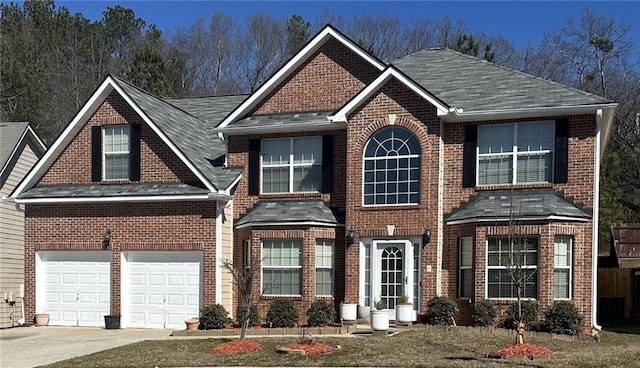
left=0, top=326, right=175, bottom=368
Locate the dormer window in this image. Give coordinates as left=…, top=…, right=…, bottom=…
left=103, top=126, right=131, bottom=180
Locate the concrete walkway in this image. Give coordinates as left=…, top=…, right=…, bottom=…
left=0, top=326, right=175, bottom=368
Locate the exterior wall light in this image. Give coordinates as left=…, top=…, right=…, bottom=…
left=103, top=227, right=112, bottom=248
left=423, top=228, right=431, bottom=246
left=346, top=229, right=356, bottom=246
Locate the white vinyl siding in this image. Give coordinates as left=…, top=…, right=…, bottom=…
left=554, top=236, right=572, bottom=299
left=261, top=137, right=322, bottom=193
left=315, top=240, right=334, bottom=296
left=103, top=126, right=130, bottom=180
left=262, top=239, right=302, bottom=296
left=477, top=121, right=554, bottom=185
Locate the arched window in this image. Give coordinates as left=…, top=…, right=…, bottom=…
left=363, top=126, right=421, bottom=205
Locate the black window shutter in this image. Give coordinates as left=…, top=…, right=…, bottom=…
left=91, top=126, right=102, bottom=182
left=321, top=135, right=334, bottom=193
left=129, top=124, right=141, bottom=181
left=462, top=125, right=477, bottom=188
left=554, top=118, right=569, bottom=184
left=248, top=139, right=260, bottom=195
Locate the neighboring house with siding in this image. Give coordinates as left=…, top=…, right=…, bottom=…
left=7, top=25, right=616, bottom=332
left=0, top=122, right=45, bottom=328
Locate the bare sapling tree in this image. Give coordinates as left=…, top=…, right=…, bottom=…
left=221, top=255, right=262, bottom=340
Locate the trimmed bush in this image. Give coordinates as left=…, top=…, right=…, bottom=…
left=503, top=300, right=539, bottom=331
left=543, top=301, right=584, bottom=335
left=266, top=298, right=298, bottom=328
left=306, top=300, right=336, bottom=327
left=236, top=303, right=260, bottom=327
left=199, top=304, right=231, bottom=330
left=473, top=299, right=497, bottom=327
left=426, top=296, right=458, bottom=326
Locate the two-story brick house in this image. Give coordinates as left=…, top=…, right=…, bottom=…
left=8, top=25, right=616, bottom=331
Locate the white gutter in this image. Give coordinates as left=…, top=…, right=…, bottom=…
left=446, top=215, right=591, bottom=226
left=235, top=221, right=338, bottom=229
left=215, top=201, right=223, bottom=305
left=443, top=103, right=619, bottom=123
left=7, top=193, right=230, bottom=204
left=592, top=110, right=604, bottom=330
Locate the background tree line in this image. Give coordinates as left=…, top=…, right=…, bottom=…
left=1, top=0, right=638, bottom=246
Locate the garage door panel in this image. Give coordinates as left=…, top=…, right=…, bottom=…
left=125, top=252, right=202, bottom=329
left=38, top=251, right=111, bottom=327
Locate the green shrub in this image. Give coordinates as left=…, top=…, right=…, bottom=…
left=306, top=300, right=336, bottom=327
left=543, top=301, right=584, bottom=335
left=266, top=298, right=298, bottom=328
left=236, top=303, right=260, bottom=327
left=426, top=296, right=458, bottom=326
left=473, top=299, right=497, bottom=327
left=503, top=300, right=539, bottom=330
left=199, top=304, right=231, bottom=330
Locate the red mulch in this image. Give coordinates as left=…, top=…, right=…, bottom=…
left=282, top=342, right=335, bottom=355
left=488, top=343, right=553, bottom=359
left=209, top=339, right=263, bottom=354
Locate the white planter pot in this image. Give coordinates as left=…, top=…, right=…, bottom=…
left=396, top=304, right=413, bottom=324
left=370, top=309, right=390, bottom=331
left=358, top=305, right=371, bottom=319
left=340, top=303, right=357, bottom=322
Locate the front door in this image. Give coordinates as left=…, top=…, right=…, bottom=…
left=371, top=240, right=414, bottom=320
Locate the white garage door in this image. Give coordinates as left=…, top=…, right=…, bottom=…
left=37, top=251, right=111, bottom=327
left=123, top=252, right=202, bottom=329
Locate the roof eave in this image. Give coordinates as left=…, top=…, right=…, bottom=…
left=218, top=120, right=346, bottom=135
left=441, top=103, right=618, bottom=123
left=445, top=215, right=591, bottom=226
left=235, top=221, right=339, bottom=229
left=9, top=192, right=230, bottom=204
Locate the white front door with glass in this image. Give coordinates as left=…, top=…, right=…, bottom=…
left=361, top=239, right=420, bottom=321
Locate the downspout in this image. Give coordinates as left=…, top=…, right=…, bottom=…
left=591, top=109, right=603, bottom=330
left=436, top=119, right=444, bottom=295
left=215, top=201, right=223, bottom=305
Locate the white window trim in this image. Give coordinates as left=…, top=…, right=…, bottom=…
left=476, top=121, right=555, bottom=186
left=554, top=236, right=573, bottom=300
left=261, top=137, right=322, bottom=194
left=260, top=239, right=303, bottom=297
left=485, top=237, right=539, bottom=300
left=243, top=239, right=251, bottom=269
left=315, top=239, right=334, bottom=297
left=103, top=125, right=130, bottom=181
left=361, top=128, right=421, bottom=207
left=459, top=237, right=473, bottom=299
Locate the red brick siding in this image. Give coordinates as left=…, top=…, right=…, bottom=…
left=40, top=92, right=199, bottom=185
left=23, top=202, right=217, bottom=322
left=253, top=38, right=381, bottom=114
left=345, top=79, right=441, bottom=308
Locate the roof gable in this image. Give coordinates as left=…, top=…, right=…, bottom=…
left=0, top=122, right=46, bottom=187
left=217, top=25, right=386, bottom=129
left=10, top=76, right=240, bottom=199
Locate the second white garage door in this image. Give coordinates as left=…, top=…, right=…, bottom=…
left=122, top=252, right=202, bottom=329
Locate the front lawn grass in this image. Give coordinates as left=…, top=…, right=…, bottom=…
left=41, top=327, right=640, bottom=368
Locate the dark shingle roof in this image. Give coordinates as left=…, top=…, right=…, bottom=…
left=113, top=77, right=241, bottom=190
left=17, top=183, right=209, bottom=199
left=165, top=95, right=247, bottom=126
left=235, top=200, right=343, bottom=227
left=445, top=188, right=591, bottom=224
left=611, top=224, right=640, bottom=267
left=0, top=122, right=29, bottom=171
left=393, top=48, right=613, bottom=112
left=227, top=111, right=334, bottom=130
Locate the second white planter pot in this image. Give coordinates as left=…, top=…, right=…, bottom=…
left=370, top=309, right=390, bottom=331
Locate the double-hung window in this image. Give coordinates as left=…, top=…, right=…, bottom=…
left=315, top=240, right=334, bottom=296
left=103, top=126, right=131, bottom=180
left=363, top=126, right=421, bottom=205
left=486, top=237, right=538, bottom=299
left=262, top=239, right=302, bottom=296
left=459, top=237, right=473, bottom=299
left=477, top=121, right=554, bottom=185
left=554, top=236, right=572, bottom=299
left=261, top=137, right=322, bottom=193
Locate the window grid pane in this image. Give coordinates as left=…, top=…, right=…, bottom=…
left=261, top=137, right=321, bottom=193
left=363, top=127, right=421, bottom=206
left=459, top=237, right=473, bottom=298
left=315, top=240, right=334, bottom=296
left=553, top=237, right=572, bottom=299
left=262, top=240, right=302, bottom=296
left=486, top=237, right=538, bottom=299
left=103, top=126, right=130, bottom=180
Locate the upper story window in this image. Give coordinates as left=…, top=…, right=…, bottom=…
left=261, top=137, right=322, bottom=193
left=363, top=126, right=421, bottom=206
left=103, top=126, right=131, bottom=180
left=477, top=121, right=554, bottom=186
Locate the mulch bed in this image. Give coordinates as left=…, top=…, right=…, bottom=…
left=488, top=343, right=553, bottom=359
left=209, top=339, right=263, bottom=354
left=281, top=342, right=335, bottom=355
